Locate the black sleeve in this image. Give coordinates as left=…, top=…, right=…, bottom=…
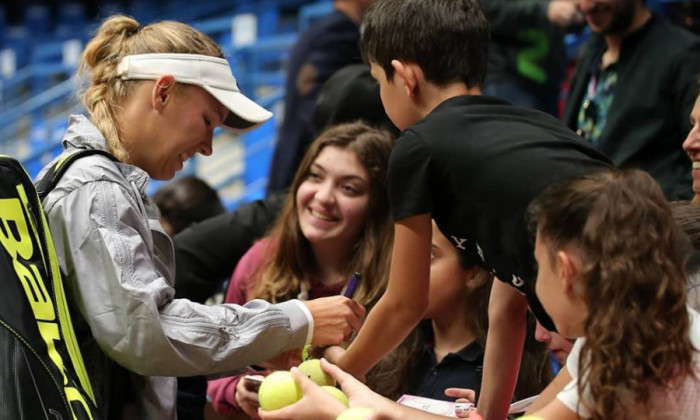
left=173, top=192, right=287, bottom=303
left=388, top=129, right=434, bottom=221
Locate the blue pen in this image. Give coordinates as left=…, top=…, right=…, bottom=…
left=343, top=272, right=361, bottom=298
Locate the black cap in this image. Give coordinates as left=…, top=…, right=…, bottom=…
left=314, top=64, right=399, bottom=136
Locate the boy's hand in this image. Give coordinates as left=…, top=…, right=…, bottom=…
left=304, top=296, right=366, bottom=346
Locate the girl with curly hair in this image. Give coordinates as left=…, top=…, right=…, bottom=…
left=525, top=169, right=700, bottom=420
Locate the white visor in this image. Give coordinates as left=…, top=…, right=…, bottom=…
left=117, top=53, right=272, bottom=132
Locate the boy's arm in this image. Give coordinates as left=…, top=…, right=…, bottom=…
left=338, top=214, right=432, bottom=378
left=477, top=279, right=528, bottom=420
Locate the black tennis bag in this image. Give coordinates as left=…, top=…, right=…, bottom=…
left=0, top=153, right=100, bottom=419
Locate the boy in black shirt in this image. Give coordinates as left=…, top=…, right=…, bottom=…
left=331, top=1, right=611, bottom=419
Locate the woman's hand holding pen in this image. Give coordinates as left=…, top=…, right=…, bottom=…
left=303, top=296, right=365, bottom=346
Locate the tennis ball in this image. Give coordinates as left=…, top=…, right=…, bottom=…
left=336, top=407, right=375, bottom=420
left=298, top=359, right=335, bottom=386
left=514, top=417, right=546, bottom=420
left=321, top=386, right=348, bottom=406
left=258, top=371, right=302, bottom=411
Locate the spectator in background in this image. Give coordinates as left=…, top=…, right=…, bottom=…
left=677, top=93, right=700, bottom=312
left=152, top=176, right=225, bottom=236
left=267, top=0, right=378, bottom=194
left=563, top=0, right=700, bottom=200
left=682, top=86, right=700, bottom=203
left=481, top=0, right=583, bottom=116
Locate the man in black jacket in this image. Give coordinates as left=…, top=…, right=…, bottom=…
left=564, top=0, right=700, bottom=200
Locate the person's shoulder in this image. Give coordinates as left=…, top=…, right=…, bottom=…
left=44, top=150, right=123, bottom=195
left=248, top=236, right=275, bottom=257
left=653, top=16, right=699, bottom=38
left=563, top=338, right=585, bottom=378
left=407, top=97, right=469, bottom=136
left=412, top=95, right=538, bottom=134
left=646, top=16, right=700, bottom=50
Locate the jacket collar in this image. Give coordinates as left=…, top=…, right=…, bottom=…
left=588, top=13, right=658, bottom=57
left=62, top=114, right=151, bottom=193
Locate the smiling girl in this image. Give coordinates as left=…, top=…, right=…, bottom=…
left=208, top=122, right=394, bottom=418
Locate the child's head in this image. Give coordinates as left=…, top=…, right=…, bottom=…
left=256, top=122, right=394, bottom=305
left=425, top=221, right=491, bottom=335
left=152, top=176, right=225, bottom=236
left=533, top=321, right=573, bottom=366
left=529, top=169, right=688, bottom=336
left=361, top=0, right=489, bottom=128
left=528, top=169, right=695, bottom=419
left=290, top=122, right=393, bottom=251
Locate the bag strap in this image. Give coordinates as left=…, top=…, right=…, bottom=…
left=36, top=149, right=119, bottom=201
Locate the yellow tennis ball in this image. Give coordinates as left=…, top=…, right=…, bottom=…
left=514, top=417, right=547, bottom=420
left=258, top=371, right=302, bottom=411
left=321, top=386, right=349, bottom=406
left=336, top=407, right=375, bottom=420
left=298, top=359, right=335, bottom=386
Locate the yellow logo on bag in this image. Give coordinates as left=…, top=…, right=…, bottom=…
left=0, top=184, right=93, bottom=419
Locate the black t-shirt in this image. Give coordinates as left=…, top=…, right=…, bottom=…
left=389, top=95, right=612, bottom=329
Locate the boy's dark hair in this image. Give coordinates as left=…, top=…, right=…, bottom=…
left=360, top=0, right=489, bottom=88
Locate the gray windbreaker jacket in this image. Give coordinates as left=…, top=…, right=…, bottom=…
left=39, top=115, right=311, bottom=419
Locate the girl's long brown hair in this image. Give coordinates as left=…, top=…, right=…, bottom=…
left=250, top=122, right=394, bottom=307
left=528, top=169, right=695, bottom=420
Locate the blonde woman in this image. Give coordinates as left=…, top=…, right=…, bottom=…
left=38, top=15, right=363, bottom=419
